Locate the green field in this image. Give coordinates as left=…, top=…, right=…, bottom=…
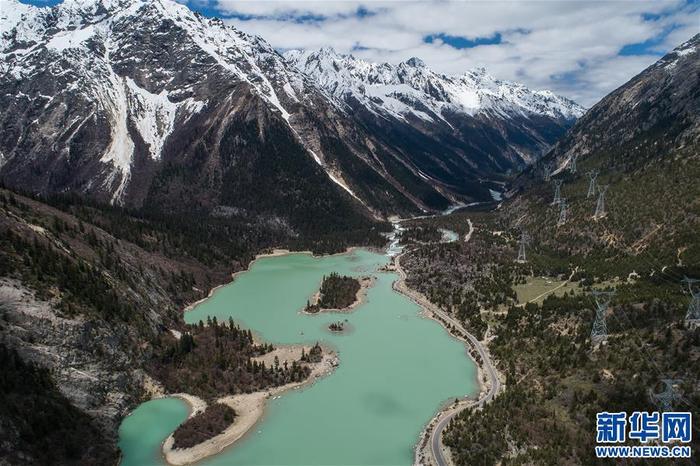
left=513, top=276, right=582, bottom=305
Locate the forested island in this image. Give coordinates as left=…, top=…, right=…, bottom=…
left=304, top=273, right=364, bottom=313
left=329, top=321, right=345, bottom=332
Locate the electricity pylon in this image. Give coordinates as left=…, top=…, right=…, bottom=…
left=516, top=231, right=530, bottom=263
left=542, top=162, right=552, bottom=182
left=651, top=379, right=683, bottom=412
left=569, top=155, right=577, bottom=174
left=681, top=277, right=700, bottom=328
left=551, top=179, right=563, bottom=206
left=591, top=291, right=614, bottom=346
left=586, top=170, right=599, bottom=198
left=594, top=185, right=608, bottom=219
left=557, top=198, right=568, bottom=226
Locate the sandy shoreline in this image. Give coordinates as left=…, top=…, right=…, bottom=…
left=170, top=240, right=488, bottom=466
left=161, top=347, right=339, bottom=466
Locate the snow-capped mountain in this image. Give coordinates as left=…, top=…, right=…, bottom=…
left=0, top=0, right=584, bottom=224
left=284, top=48, right=584, bottom=124
left=1, top=0, right=313, bottom=201
left=285, top=47, right=585, bottom=190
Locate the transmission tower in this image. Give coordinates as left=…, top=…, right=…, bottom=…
left=651, top=379, right=683, bottom=412
left=557, top=198, right=568, bottom=226
left=681, top=277, right=700, bottom=328
left=586, top=170, right=599, bottom=198
left=551, top=179, right=563, bottom=206
left=542, top=162, right=552, bottom=182
left=594, top=185, right=608, bottom=219
left=569, top=155, right=577, bottom=174
left=516, top=231, right=530, bottom=263
left=591, top=291, right=614, bottom=346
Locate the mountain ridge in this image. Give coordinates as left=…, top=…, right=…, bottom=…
left=538, top=34, right=699, bottom=177
left=1, top=0, right=582, bottom=219
left=284, top=45, right=584, bottom=192
left=284, top=47, right=585, bottom=123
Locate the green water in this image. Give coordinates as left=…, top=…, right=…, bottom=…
left=119, top=249, right=476, bottom=466
left=119, top=397, right=189, bottom=466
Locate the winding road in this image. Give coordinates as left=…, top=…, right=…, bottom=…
left=393, top=218, right=501, bottom=466
left=428, top=308, right=500, bottom=466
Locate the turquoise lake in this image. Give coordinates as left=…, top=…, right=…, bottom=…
left=119, top=248, right=476, bottom=466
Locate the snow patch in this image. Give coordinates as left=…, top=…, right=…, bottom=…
left=676, top=46, right=696, bottom=57
left=306, top=148, right=363, bottom=203
left=125, top=78, right=179, bottom=160
left=46, top=24, right=96, bottom=52
left=97, top=46, right=134, bottom=204
left=327, top=171, right=362, bottom=202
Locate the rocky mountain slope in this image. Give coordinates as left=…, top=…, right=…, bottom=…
left=0, top=0, right=582, bottom=222
left=0, top=0, right=383, bottom=228
left=538, top=34, right=699, bottom=176
left=0, top=170, right=391, bottom=464
left=508, top=34, right=700, bottom=270
left=0, top=189, right=188, bottom=465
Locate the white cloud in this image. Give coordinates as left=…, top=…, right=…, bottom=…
left=206, top=0, right=698, bottom=106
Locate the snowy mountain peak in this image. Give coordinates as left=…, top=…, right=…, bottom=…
left=656, top=33, right=699, bottom=71
left=1, top=0, right=311, bottom=202
left=58, top=0, right=141, bottom=13
left=404, top=57, right=426, bottom=68
left=284, top=48, right=585, bottom=121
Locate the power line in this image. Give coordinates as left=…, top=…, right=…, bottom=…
left=557, top=198, right=568, bottom=227
left=594, top=185, right=608, bottom=219
left=681, top=277, right=700, bottom=328
left=650, top=379, right=684, bottom=412
left=543, top=162, right=553, bottom=182
left=586, top=169, right=599, bottom=198
left=569, top=155, right=578, bottom=174
left=516, top=230, right=530, bottom=263
left=552, top=179, right=563, bottom=206
left=591, top=290, right=614, bottom=346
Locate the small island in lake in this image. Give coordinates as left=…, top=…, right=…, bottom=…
left=304, top=273, right=373, bottom=313
left=328, top=321, right=345, bottom=332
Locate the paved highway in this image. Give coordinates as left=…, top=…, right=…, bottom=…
left=429, top=307, right=501, bottom=466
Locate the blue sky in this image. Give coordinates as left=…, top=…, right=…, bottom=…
left=20, top=0, right=700, bottom=106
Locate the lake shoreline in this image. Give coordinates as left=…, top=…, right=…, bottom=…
left=183, top=247, right=358, bottom=317
left=160, top=242, right=482, bottom=466
left=390, top=252, right=494, bottom=466
left=161, top=347, right=339, bottom=466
